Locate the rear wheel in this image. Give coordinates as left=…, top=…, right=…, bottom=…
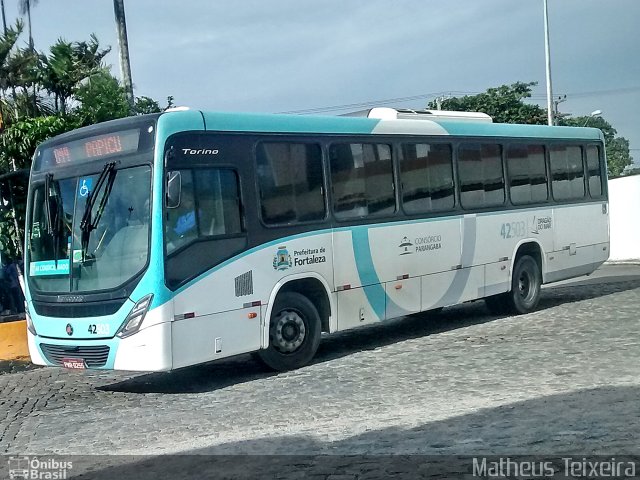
left=256, top=292, right=321, bottom=371
left=485, top=255, right=542, bottom=315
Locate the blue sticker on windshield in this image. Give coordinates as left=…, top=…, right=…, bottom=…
left=30, top=260, right=70, bottom=276
left=78, top=178, right=93, bottom=198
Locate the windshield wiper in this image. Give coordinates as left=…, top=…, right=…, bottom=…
left=79, top=161, right=117, bottom=262
left=43, top=173, right=62, bottom=265
left=44, top=173, right=54, bottom=235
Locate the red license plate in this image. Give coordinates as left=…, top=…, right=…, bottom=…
left=61, top=357, right=86, bottom=369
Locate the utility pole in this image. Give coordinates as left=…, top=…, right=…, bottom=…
left=543, top=0, right=554, bottom=126
left=113, top=0, right=134, bottom=108
left=553, top=94, right=567, bottom=125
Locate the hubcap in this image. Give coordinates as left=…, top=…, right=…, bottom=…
left=273, top=309, right=306, bottom=353
left=518, top=271, right=534, bottom=301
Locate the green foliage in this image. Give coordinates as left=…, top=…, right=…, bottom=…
left=0, top=116, right=77, bottom=255
left=560, top=116, right=633, bottom=178
left=39, top=35, right=111, bottom=115
left=0, top=21, right=171, bottom=257
left=429, top=82, right=633, bottom=178
left=132, top=96, right=162, bottom=115
left=0, top=115, right=77, bottom=170
left=428, top=82, right=548, bottom=125
left=74, top=69, right=130, bottom=125
left=0, top=177, right=28, bottom=258
left=0, top=20, right=23, bottom=89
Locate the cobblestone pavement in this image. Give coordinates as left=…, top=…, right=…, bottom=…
left=1, top=265, right=640, bottom=477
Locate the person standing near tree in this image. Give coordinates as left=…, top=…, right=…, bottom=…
left=6, top=258, right=24, bottom=314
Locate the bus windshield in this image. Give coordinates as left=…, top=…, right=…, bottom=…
left=28, top=165, right=151, bottom=293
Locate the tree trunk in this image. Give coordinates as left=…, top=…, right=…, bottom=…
left=1, top=0, right=7, bottom=33
left=26, top=0, right=33, bottom=49
left=113, top=0, right=134, bottom=109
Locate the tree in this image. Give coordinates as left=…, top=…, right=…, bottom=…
left=0, top=19, right=23, bottom=118
left=0, top=115, right=75, bottom=256
left=429, top=81, right=633, bottom=178
left=113, top=0, right=133, bottom=106
left=0, top=21, right=170, bottom=258
left=560, top=116, right=633, bottom=178
left=1, top=0, right=8, bottom=33
left=17, top=0, right=38, bottom=50
left=73, top=69, right=129, bottom=125
left=39, top=35, right=111, bottom=115
left=428, top=82, right=548, bottom=125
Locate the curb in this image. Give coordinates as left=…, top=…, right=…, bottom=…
left=0, top=320, right=30, bottom=361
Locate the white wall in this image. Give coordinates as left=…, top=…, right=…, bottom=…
left=609, top=175, right=640, bottom=262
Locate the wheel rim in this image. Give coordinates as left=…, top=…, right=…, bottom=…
left=518, top=269, right=536, bottom=303
left=273, top=309, right=306, bottom=354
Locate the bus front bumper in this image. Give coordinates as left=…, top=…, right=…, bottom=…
left=28, top=321, right=173, bottom=372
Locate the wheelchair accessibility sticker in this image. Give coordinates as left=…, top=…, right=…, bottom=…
left=78, top=177, right=93, bottom=197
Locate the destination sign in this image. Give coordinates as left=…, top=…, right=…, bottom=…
left=37, top=129, right=140, bottom=170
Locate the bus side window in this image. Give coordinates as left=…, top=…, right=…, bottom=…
left=507, top=144, right=548, bottom=205
left=458, top=143, right=505, bottom=209
left=550, top=145, right=585, bottom=201
left=195, top=169, right=243, bottom=236
left=400, top=143, right=454, bottom=214
left=586, top=145, right=603, bottom=197
left=329, top=143, right=395, bottom=219
left=165, top=170, right=198, bottom=254
left=256, top=143, right=325, bottom=225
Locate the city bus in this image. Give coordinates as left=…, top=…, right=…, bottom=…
left=24, top=108, right=609, bottom=372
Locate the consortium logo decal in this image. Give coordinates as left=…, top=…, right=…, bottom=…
left=273, top=246, right=292, bottom=271
left=399, top=235, right=442, bottom=255
left=399, top=237, right=413, bottom=255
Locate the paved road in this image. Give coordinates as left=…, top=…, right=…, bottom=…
left=1, top=264, right=640, bottom=477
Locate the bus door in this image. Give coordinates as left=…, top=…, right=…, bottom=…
left=163, top=133, right=261, bottom=367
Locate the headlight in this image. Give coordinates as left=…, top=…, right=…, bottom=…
left=25, top=303, right=37, bottom=335
left=117, top=294, right=153, bottom=338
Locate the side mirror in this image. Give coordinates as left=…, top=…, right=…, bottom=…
left=166, top=171, right=182, bottom=209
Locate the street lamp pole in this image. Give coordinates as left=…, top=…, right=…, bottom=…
left=543, top=0, right=554, bottom=126
left=583, top=110, right=602, bottom=127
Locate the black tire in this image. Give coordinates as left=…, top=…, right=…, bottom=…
left=256, top=291, right=321, bottom=371
left=486, top=255, right=542, bottom=315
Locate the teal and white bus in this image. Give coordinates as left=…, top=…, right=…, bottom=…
left=24, top=108, right=609, bottom=372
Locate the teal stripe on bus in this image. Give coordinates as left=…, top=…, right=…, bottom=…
left=436, top=120, right=604, bottom=141
left=202, top=111, right=380, bottom=135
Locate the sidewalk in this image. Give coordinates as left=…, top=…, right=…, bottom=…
left=0, top=317, right=29, bottom=365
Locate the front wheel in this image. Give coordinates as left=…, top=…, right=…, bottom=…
left=256, top=292, right=321, bottom=371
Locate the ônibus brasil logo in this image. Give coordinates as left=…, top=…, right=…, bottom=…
left=8, top=456, right=73, bottom=479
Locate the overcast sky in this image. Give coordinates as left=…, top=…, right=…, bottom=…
left=4, top=1, right=639, bottom=162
